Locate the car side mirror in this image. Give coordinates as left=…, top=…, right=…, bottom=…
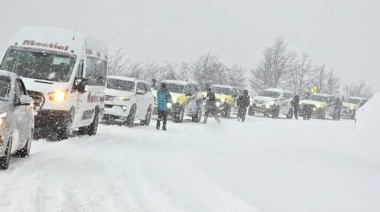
left=19, top=95, right=34, bottom=106
left=137, top=90, right=146, bottom=95
left=76, top=78, right=89, bottom=93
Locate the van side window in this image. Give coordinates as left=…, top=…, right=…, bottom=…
left=77, top=60, right=84, bottom=79
left=86, top=57, right=107, bottom=86
left=137, top=82, right=147, bottom=93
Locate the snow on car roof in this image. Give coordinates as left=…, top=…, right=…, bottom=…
left=347, top=97, right=366, bottom=100
left=0, top=70, right=17, bottom=80
left=312, top=93, right=334, bottom=97
left=161, top=80, right=188, bottom=85
left=265, top=88, right=293, bottom=93
left=212, top=84, right=235, bottom=89
left=107, top=76, right=148, bottom=84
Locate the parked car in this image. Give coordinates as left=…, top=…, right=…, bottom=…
left=206, top=85, right=237, bottom=118
left=103, top=76, right=153, bottom=127
left=153, top=80, right=203, bottom=123
left=0, top=70, right=34, bottom=170
left=251, top=88, right=294, bottom=118
left=340, top=97, right=368, bottom=119
left=300, top=93, right=335, bottom=119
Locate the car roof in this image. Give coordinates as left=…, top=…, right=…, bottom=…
left=0, top=70, right=17, bottom=81
left=107, top=76, right=149, bottom=84
left=347, top=96, right=367, bottom=100
left=161, top=80, right=190, bottom=86
left=312, top=93, right=334, bottom=97
left=212, top=84, right=235, bottom=89
left=264, top=88, right=293, bottom=93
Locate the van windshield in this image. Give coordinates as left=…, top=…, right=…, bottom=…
left=0, top=48, right=76, bottom=82
left=0, top=75, right=11, bottom=100
left=165, top=83, right=184, bottom=94
left=107, top=78, right=135, bottom=92
left=259, top=90, right=280, bottom=98
left=211, top=86, right=232, bottom=95
left=344, top=98, right=361, bottom=104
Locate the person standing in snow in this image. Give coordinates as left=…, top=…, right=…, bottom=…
left=156, top=82, right=172, bottom=130
left=202, top=87, right=221, bottom=124
left=290, top=95, right=300, bottom=120
left=332, top=96, right=343, bottom=121
left=237, top=90, right=250, bottom=122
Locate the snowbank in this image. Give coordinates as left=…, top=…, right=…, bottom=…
left=352, top=91, right=380, bottom=151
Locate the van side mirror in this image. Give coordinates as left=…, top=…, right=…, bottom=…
left=18, top=95, right=34, bottom=106
left=76, top=78, right=89, bottom=93
left=137, top=90, right=146, bottom=95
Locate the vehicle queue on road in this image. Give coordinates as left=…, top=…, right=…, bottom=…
left=0, top=26, right=367, bottom=170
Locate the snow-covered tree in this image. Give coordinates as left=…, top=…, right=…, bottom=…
left=225, top=65, right=247, bottom=89
left=343, top=81, right=372, bottom=98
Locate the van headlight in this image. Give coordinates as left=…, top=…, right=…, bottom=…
left=0, top=113, right=6, bottom=127
left=49, top=90, right=68, bottom=102
left=115, top=97, right=131, bottom=101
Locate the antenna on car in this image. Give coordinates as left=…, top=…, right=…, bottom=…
left=72, top=23, right=79, bottom=40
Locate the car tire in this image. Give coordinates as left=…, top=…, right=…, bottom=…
left=174, top=108, right=184, bottom=123
left=0, top=136, right=12, bottom=170
left=248, top=107, right=255, bottom=116
left=57, top=109, right=74, bottom=141
left=126, top=107, right=136, bottom=127
left=272, top=107, right=280, bottom=119
left=17, top=129, right=33, bottom=158
left=192, top=108, right=202, bottom=123
left=141, top=106, right=152, bottom=126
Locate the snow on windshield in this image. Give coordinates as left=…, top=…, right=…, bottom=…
left=0, top=75, right=11, bottom=99
left=107, top=78, right=135, bottom=92
left=211, top=86, right=232, bottom=95
left=259, top=90, right=280, bottom=98
left=0, top=48, right=76, bottom=82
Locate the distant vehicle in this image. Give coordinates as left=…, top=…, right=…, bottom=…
left=103, top=76, right=153, bottom=126
left=0, top=26, right=108, bottom=140
left=340, top=97, right=368, bottom=119
left=152, top=80, right=203, bottom=123
left=0, top=71, right=34, bottom=170
left=207, top=85, right=237, bottom=118
left=300, top=94, right=335, bottom=119
left=251, top=88, right=294, bottom=118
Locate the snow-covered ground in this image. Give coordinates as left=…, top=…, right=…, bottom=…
left=1, top=115, right=380, bottom=212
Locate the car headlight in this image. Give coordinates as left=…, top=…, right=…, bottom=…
left=216, top=102, right=221, bottom=107
left=167, top=103, right=172, bottom=108
left=350, top=106, right=354, bottom=110
left=172, top=98, right=178, bottom=103
left=115, top=97, right=131, bottom=101
left=220, top=98, right=225, bottom=103
left=0, top=113, right=6, bottom=127
left=266, top=104, right=271, bottom=108
left=49, top=90, right=68, bottom=102
left=313, top=108, right=316, bottom=111
left=316, top=104, right=321, bottom=108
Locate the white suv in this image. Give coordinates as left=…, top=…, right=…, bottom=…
left=251, top=88, right=294, bottom=118
left=103, top=76, right=153, bottom=127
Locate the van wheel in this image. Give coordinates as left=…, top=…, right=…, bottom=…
left=141, top=106, right=152, bottom=126
left=87, top=110, right=99, bottom=136
left=126, top=107, right=135, bottom=127
left=0, top=137, right=12, bottom=170
left=17, top=129, right=33, bottom=158
left=192, top=108, right=202, bottom=122
left=57, top=110, right=74, bottom=141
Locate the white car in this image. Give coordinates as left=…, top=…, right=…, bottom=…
left=103, top=76, right=153, bottom=127
left=251, top=88, right=294, bottom=118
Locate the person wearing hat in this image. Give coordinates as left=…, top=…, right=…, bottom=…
left=290, top=95, right=300, bottom=120
left=156, top=82, right=172, bottom=130
left=237, top=90, right=250, bottom=122
left=202, top=87, right=221, bottom=124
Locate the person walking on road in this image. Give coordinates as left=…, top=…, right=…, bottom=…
left=237, top=90, right=250, bottom=122
left=202, top=87, right=221, bottom=124
left=290, top=95, right=300, bottom=120
left=156, top=82, right=172, bottom=131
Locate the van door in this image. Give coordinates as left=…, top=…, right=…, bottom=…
left=73, top=59, right=86, bottom=127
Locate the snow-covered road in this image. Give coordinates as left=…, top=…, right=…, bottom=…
left=1, top=116, right=379, bottom=212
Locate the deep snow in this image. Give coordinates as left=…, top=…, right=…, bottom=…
left=0, top=114, right=379, bottom=212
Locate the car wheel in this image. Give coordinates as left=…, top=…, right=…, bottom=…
left=248, top=107, right=255, bottom=116
left=126, top=107, right=135, bottom=127
left=0, top=136, right=12, bottom=170
left=178, top=108, right=185, bottom=123
left=141, top=106, right=152, bottom=126
left=192, top=108, right=202, bottom=122
left=57, top=109, right=74, bottom=141
left=272, top=107, right=280, bottom=119
left=17, top=129, right=33, bottom=158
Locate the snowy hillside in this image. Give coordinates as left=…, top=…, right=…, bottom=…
left=1, top=116, right=379, bottom=212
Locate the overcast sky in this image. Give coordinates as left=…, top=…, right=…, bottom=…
left=1, top=0, right=379, bottom=92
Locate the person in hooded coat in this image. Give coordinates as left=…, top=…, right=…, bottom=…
left=237, top=90, right=250, bottom=122
left=156, top=83, right=172, bottom=130
left=290, top=95, right=300, bottom=120
left=202, top=87, right=221, bottom=124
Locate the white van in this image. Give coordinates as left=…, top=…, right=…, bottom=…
left=0, top=26, right=108, bottom=140
left=103, top=76, right=153, bottom=127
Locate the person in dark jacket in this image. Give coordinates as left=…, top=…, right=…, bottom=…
left=237, top=90, right=250, bottom=122
left=290, top=95, right=300, bottom=120
left=156, top=83, right=172, bottom=130
left=202, top=87, right=221, bottom=124
left=332, top=97, right=343, bottom=121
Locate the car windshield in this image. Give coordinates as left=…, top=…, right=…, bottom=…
left=0, top=48, right=76, bottom=82
left=211, top=86, right=232, bottom=95
left=344, top=98, right=361, bottom=104
left=259, top=90, right=281, bottom=98
left=0, top=75, right=11, bottom=100
left=107, top=78, right=135, bottom=92
left=309, top=95, right=329, bottom=102
left=165, top=83, right=185, bottom=93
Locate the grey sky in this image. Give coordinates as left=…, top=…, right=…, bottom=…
left=1, top=0, right=379, bottom=92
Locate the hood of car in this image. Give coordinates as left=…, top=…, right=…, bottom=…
left=343, top=102, right=359, bottom=110
left=170, top=92, right=187, bottom=105
left=300, top=99, right=327, bottom=108
left=253, top=96, right=276, bottom=103
left=105, top=89, right=135, bottom=98
left=215, top=94, right=233, bottom=103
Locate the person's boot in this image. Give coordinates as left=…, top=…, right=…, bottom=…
left=162, top=124, right=167, bottom=131
left=156, top=121, right=160, bottom=130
